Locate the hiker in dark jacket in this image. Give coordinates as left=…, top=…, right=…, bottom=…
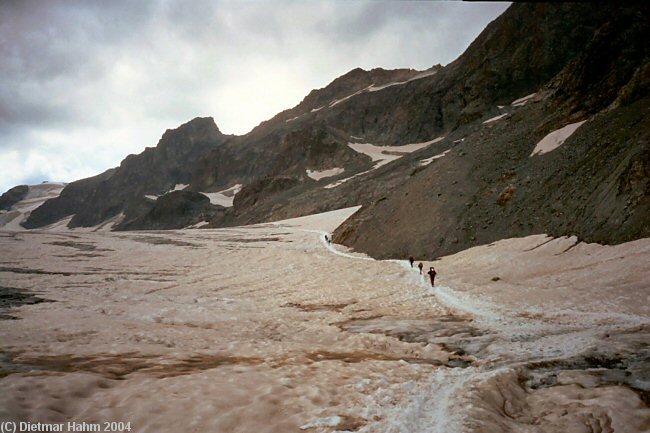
left=418, top=262, right=424, bottom=274
left=427, top=267, right=437, bottom=287
left=409, top=256, right=415, bottom=268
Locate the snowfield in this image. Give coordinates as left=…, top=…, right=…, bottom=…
left=1, top=207, right=649, bottom=432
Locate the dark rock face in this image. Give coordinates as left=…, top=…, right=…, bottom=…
left=331, top=3, right=650, bottom=259
left=334, top=96, right=650, bottom=259
left=303, top=3, right=614, bottom=145
left=24, top=117, right=227, bottom=229
left=548, top=4, right=650, bottom=114
left=120, top=191, right=222, bottom=230
left=190, top=123, right=370, bottom=193
left=0, top=185, right=28, bottom=211
left=189, top=3, right=634, bottom=219
left=23, top=170, right=115, bottom=229
left=233, top=176, right=301, bottom=214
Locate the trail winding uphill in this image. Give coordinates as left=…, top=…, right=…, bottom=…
left=0, top=208, right=649, bottom=432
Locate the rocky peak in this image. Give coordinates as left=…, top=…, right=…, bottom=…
left=0, top=185, right=29, bottom=211
left=159, top=117, right=223, bottom=144
left=24, top=117, right=229, bottom=229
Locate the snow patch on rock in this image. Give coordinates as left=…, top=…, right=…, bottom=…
left=483, top=113, right=508, bottom=124
left=420, top=149, right=451, bottom=166
left=530, top=120, right=587, bottom=157
left=306, top=168, right=344, bottom=181
left=200, top=184, right=243, bottom=207
left=511, top=93, right=536, bottom=107
left=324, top=137, right=444, bottom=189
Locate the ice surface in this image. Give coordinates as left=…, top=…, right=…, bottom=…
left=299, top=415, right=341, bottom=429
left=1, top=207, right=648, bottom=432
left=530, top=120, right=587, bottom=156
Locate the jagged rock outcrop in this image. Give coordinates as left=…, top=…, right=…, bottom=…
left=0, top=185, right=28, bottom=211
left=233, top=176, right=301, bottom=213
left=23, top=170, right=115, bottom=229
left=120, top=191, right=222, bottom=230
left=189, top=123, right=370, bottom=193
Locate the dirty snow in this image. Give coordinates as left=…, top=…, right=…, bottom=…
left=1, top=206, right=649, bottom=433
left=143, top=184, right=190, bottom=201
left=199, top=184, right=243, bottom=207
left=530, top=120, right=587, bottom=156
left=482, top=113, right=508, bottom=124
left=185, top=221, right=210, bottom=229
left=420, top=149, right=451, bottom=166
left=306, top=168, right=345, bottom=181
left=511, top=93, right=536, bottom=106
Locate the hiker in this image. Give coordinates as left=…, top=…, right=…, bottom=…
left=324, top=234, right=329, bottom=244
left=409, top=256, right=415, bottom=268
left=418, top=262, right=424, bottom=274
left=427, top=267, right=437, bottom=287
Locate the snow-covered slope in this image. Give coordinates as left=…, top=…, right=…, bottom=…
left=0, top=183, right=66, bottom=231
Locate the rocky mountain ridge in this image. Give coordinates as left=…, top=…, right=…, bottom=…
left=23, top=117, right=228, bottom=229
left=7, top=3, right=649, bottom=260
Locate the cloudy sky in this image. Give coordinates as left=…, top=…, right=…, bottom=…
left=0, top=0, right=509, bottom=193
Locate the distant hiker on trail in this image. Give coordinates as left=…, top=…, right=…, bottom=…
left=325, top=234, right=329, bottom=244
left=427, top=267, right=437, bottom=287
left=409, top=256, right=415, bottom=268
left=418, top=262, right=424, bottom=274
